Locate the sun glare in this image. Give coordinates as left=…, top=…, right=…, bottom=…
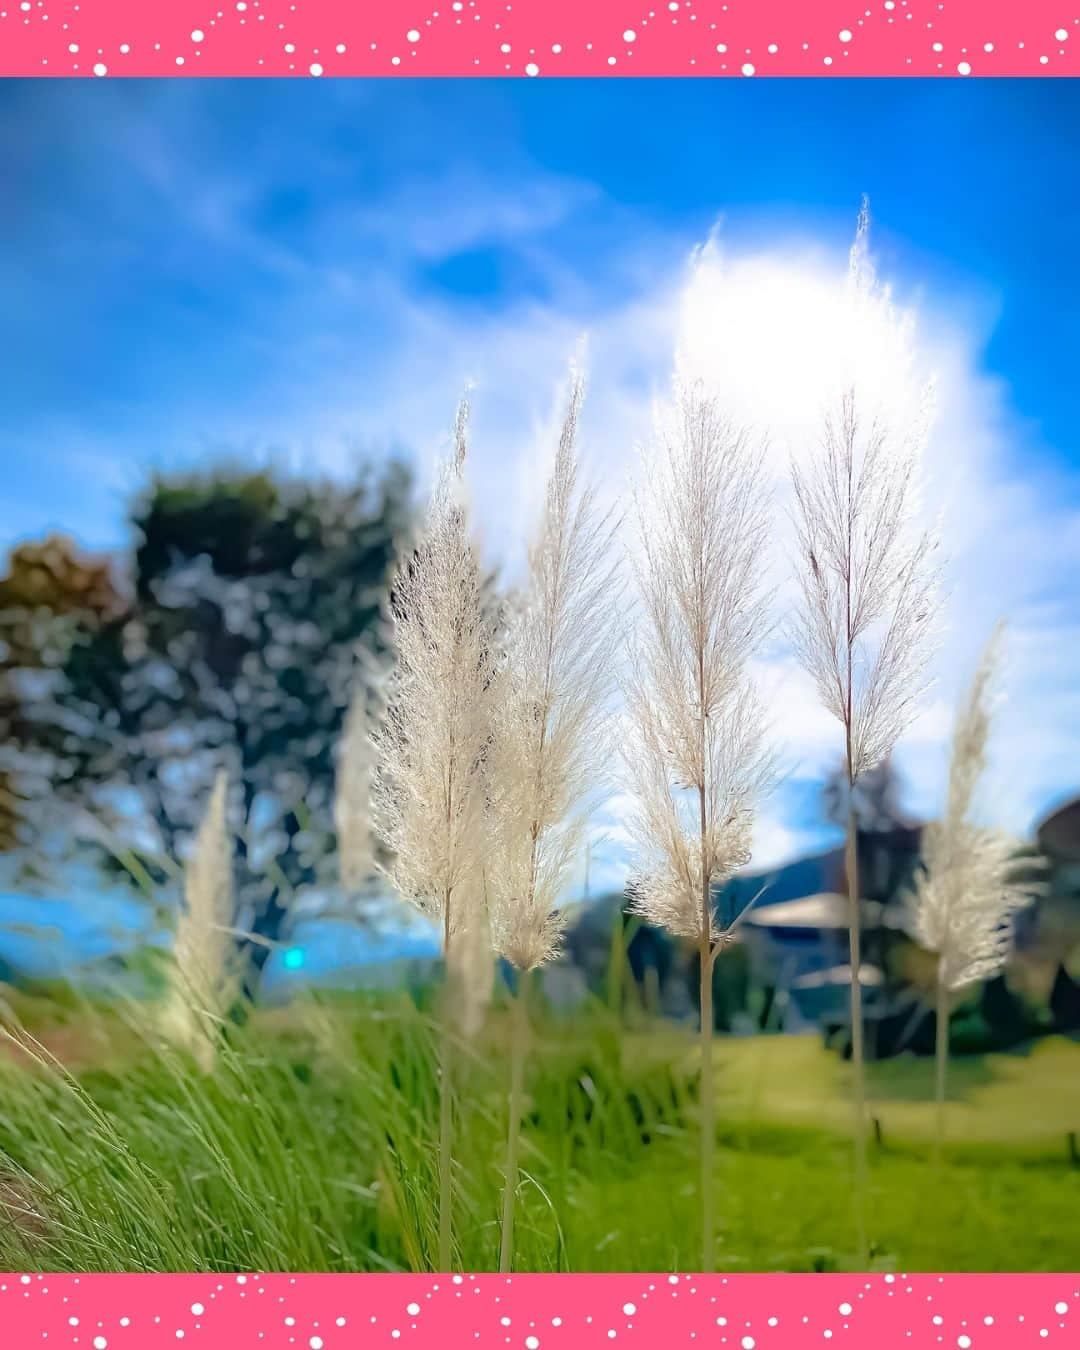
left=675, top=241, right=925, bottom=481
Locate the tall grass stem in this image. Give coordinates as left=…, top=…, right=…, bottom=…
left=699, top=939, right=715, bottom=1271
left=499, top=970, right=531, bottom=1272
left=845, top=787, right=868, bottom=1266
left=934, top=973, right=948, bottom=1167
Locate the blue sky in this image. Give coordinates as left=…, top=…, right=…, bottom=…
left=2, top=77, right=1080, bottom=892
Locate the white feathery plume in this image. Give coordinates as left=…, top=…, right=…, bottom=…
left=162, top=770, right=235, bottom=1073
left=788, top=201, right=943, bottom=1258
left=447, top=870, right=495, bottom=1040
left=624, top=378, right=773, bottom=942
left=488, top=366, right=619, bottom=1273
left=626, top=676, right=769, bottom=941
left=908, top=623, right=1024, bottom=992
left=372, top=397, right=502, bottom=946
left=906, top=623, right=1022, bottom=1161
left=791, top=201, right=941, bottom=780
left=488, top=369, right=620, bottom=972
left=622, top=374, right=773, bottom=1272
left=371, top=396, right=501, bottom=1272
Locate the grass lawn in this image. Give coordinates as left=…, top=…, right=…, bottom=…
left=0, top=989, right=1077, bottom=1272
left=699, top=1032, right=1080, bottom=1152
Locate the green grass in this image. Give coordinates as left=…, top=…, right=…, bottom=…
left=0, top=987, right=1077, bottom=1272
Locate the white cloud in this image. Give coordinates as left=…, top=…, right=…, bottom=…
left=255, top=210, right=1080, bottom=864
left=751, top=809, right=835, bottom=873
left=345, top=170, right=599, bottom=262
left=671, top=236, right=1080, bottom=846
left=26, top=151, right=1079, bottom=871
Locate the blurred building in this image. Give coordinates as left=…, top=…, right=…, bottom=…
left=1017, top=796, right=1080, bottom=1026
left=554, top=796, right=1080, bottom=1056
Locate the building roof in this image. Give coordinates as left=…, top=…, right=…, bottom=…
left=744, top=892, right=885, bottom=931
left=792, top=963, right=885, bottom=989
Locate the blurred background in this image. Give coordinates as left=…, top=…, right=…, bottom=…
left=1, top=77, right=1079, bottom=1055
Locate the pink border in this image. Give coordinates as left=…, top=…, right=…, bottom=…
left=1, top=1273, right=1078, bottom=1347
left=0, top=0, right=1077, bottom=77
left=3, top=0, right=1076, bottom=1336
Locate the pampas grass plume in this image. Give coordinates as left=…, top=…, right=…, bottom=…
left=162, top=770, right=235, bottom=1073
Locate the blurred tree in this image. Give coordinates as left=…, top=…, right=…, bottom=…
left=1, top=464, right=412, bottom=981
left=0, top=535, right=126, bottom=875
left=824, top=757, right=923, bottom=907
left=823, top=756, right=907, bottom=836
left=0, top=770, right=16, bottom=854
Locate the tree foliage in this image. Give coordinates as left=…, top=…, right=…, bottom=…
left=0, top=535, right=126, bottom=868
left=0, top=462, right=412, bottom=971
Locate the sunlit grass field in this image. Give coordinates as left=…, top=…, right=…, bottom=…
left=1, top=985, right=1077, bottom=1273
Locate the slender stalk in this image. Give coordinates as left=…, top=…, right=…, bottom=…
left=934, top=969, right=948, bottom=1166
left=370, top=401, right=499, bottom=1272
left=498, top=969, right=531, bottom=1273
left=699, top=935, right=715, bottom=1272
left=487, top=370, right=617, bottom=1269
left=438, top=902, right=453, bottom=1272
left=696, top=577, right=716, bottom=1273
left=622, top=379, right=771, bottom=1271
left=790, top=207, right=942, bottom=1273
left=845, top=777, right=868, bottom=1267
left=906, top=627, right=1023, bottom=1171
left=843, top=446, right=868, bottom=1267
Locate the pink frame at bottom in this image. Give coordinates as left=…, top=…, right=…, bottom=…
left=1, top=1273, right=1077, bottom=1348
